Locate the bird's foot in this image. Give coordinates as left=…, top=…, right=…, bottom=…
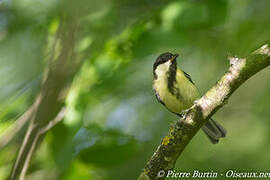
left=179, top=109, right=190, bottom=119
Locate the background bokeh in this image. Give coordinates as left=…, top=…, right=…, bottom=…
left=0, top=0, right=270, bottom=179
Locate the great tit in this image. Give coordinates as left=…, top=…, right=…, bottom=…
left=153, top=52, right=226, bottom=144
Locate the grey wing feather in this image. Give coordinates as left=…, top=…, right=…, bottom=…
left=183, top=71, right=194, bottom=84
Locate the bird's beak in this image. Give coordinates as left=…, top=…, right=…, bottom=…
left=170, top=54, right=179, bottom=62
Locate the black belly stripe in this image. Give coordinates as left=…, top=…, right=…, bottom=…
left=174, top=86, right=183, bottom=100
left=167, top=62, right=177, bottom=95
left=167, top=63, right=183, bottom=100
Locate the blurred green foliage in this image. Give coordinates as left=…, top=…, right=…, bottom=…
left=0, top=0, right=270, bottom=179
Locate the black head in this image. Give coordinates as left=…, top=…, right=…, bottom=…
left=153, top=53, right=178, bottom=71
left=153, top=52, right=178, bottom=78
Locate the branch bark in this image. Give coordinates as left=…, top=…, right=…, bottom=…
left=138, top=44, right=270, bottom=180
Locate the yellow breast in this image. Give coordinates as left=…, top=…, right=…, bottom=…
left=153, top=69, right=200, bottom=114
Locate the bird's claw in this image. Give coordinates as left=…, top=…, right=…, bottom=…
left=179, top=109, right=190, bottom=119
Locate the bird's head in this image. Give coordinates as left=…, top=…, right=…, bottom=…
left=153, top=52, right=179, bottom=79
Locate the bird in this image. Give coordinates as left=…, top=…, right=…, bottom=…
left=152, top=52, right=226, bottom=144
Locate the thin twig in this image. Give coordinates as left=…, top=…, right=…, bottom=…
left=0, top=105, right=35, bottom=150
left=18, top=107, right=66, bottom=180
left=40, top=107, right=66, bottom=134
left=19, top=125, right=40, bottom=180
left=10, top=20, right=80, bottom=180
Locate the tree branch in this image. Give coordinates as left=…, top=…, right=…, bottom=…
left=0, top=105, right=34, bottom=150
left=39, top=107, right=66, bottom=134
left=18, top=107, right=66, bottom=180
left=10, top=19, right=81, bottom=180
left=138, top=44, right=270, bottom=180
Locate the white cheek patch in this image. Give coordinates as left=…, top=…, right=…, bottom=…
left=155, top=61, right=170, bottom=77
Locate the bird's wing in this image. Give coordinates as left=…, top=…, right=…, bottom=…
left=153, top=88, right=165, bottom=105
left=181, top=70, right=201, bottom=96
left=183, top=71, right=194, bottom=84
left=175, top=69, right=200, bottom=105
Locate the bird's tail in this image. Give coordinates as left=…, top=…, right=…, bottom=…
left=202, top=119, right=227, bottom=144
